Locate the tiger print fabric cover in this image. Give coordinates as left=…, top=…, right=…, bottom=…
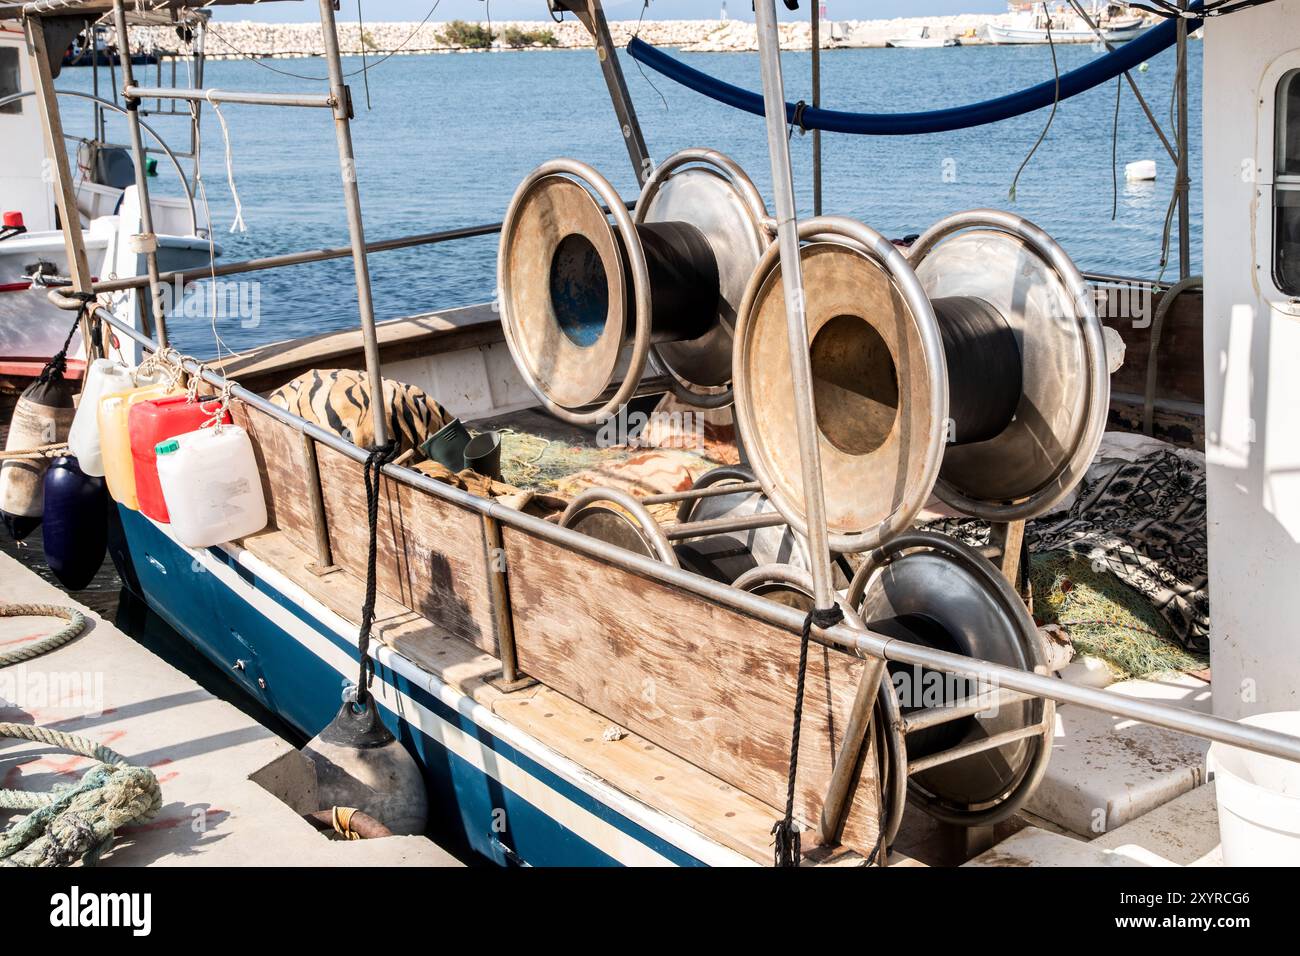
left=268, top=368, right=451, bottom=458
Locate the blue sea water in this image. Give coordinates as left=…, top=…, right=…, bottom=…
left=55, top=40, right=1202, bottom=358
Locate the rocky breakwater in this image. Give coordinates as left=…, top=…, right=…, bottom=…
left=126, top=16, right=1011, bottom=59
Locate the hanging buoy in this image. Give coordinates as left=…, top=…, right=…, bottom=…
left=301, top=698, right=428, bottom=836
left=1, top=375, right=76, bottom=541
left=42, top=456, right=108, bottom=591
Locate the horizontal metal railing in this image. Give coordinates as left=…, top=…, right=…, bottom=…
left=124, top=86, right=337, bottom=109
left=81, top=301, right=1300, bottom=769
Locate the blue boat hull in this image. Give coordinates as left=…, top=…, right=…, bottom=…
left=111, top=506, right=748, bottom=867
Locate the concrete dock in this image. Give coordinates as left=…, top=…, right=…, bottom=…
left=0, top=551, right=459, bottom=866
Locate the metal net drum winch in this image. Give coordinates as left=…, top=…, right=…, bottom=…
left=497, top=148, right=770, bottom=425
left=731, top=210, right=1112, bottom=549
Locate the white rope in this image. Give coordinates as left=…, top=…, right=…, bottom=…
left=204, top=90, right=247, bottom=234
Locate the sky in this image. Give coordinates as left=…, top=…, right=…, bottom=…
left=215, top=1, right=1010, bottom=23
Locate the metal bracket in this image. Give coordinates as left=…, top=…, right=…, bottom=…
left=552, top=0, right=652, bottom=184
left=487, top=671, right=540, bottom=694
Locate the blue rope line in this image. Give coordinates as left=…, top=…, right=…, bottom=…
left=625, top=6, right=1203, bottom=137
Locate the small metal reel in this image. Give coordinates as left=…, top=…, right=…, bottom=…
left=732, top=215, right=948, bottom=554
left=671, top=465, right=812, bottom=584
left=498, top=149, right=768, bottom=425
left=906, top=210, right=1110, bottom=520
left=846, top=530, right=1054, bottom=828
left=557, top=487, right=679, bottom=567
left=731, top=563, right=907, bottom=850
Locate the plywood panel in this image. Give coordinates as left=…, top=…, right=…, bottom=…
left=231, top=401, right=316, bottom=557
left=503, top=525, right=881, bottom=859
left=313, top=442, right=497, bottom=656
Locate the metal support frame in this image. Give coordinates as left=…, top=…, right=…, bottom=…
left=24, top=15, right=98, bottom=357
left=753, top=0, right=838, bottom=613
left=556, top=0, right=652, bottom=184
left=299, top=431, right=337, bottom=576
left=810, top=0, right=822, bottom=217
left=317, top=0, right=387, bottom=449
left=483, top=514, right=536, bottom=693
left=1174, top=6, right=1192, bottom=280
left=111, top=0, right=169, bottom=348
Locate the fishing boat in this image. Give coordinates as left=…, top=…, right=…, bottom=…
left=0, top=17, right=213, bottom=394
left=885, top=26, right=960, bottom=49
left=5, top=0, right=1300, bottom=870
left=986, top=2, right=1149, bottom=44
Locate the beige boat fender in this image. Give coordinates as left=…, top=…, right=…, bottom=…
left=1, top=374, right=76, bottom=540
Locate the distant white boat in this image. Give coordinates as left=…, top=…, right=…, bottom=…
left=886, top=25, right=960, bottom=49
left=986, top=2, right=1150, bottom=45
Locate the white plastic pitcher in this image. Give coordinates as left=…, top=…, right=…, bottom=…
left=1207, top=711, right=1300, bottom=866
left=155, top=424, right=267, bottom=548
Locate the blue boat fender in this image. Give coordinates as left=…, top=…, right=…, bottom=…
left=42, top=455, right=110, bottom=591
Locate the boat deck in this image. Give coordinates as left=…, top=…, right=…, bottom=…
left=0, top=551, right=459, bottom=866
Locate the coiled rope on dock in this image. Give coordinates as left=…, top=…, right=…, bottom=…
left=0, top=603, right=86, bottom=666
left=0, top=606, right=161, bottom=866
left=0, top=723, right=161, bottom=867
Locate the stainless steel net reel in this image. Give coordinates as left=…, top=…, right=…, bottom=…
left=905, top=210, right=1109, bottom=520
left=844, top=531, right=1054, bottom=828
left=497, top=148, right=770, bottom=425
left=732, top=210, right=1110, bottom=551
left=556, top=466, right=849, bottom=585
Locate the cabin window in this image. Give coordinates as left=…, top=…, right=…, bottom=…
left=0, top=47, right=20, bottom=115
left=1275, top=70, right=1300, bottom=295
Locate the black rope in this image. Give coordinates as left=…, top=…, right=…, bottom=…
left=791, top=99, right=809, bottom=137
left=36, top=296, right=94, bottom=386
left=356, top=437, right=399, bottom=707
left=772, top=602, right=844, bottom=868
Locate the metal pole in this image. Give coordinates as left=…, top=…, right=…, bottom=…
left=811, top=0, right=822, bottom=217
left=753, top=0, right=837, bottom=611
left=24, top=16, right=98, bottom=357
left=1175, top=6, right=1191, bottom=280
left=318, top=0, right=388, bottom=448
left=565, top=0, right=652, bottom=184
left=111, top=0, right=170, bottom=349
left=84, top=302, right=1300, bottom=768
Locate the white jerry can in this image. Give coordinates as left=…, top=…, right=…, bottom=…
left=155, top=424, right=267, bottom=548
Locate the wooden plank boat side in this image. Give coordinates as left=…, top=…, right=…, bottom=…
left=313, top=442, right=498, bottom=655
left=1095, top=282, right=1204, bottom=405
left=234, top=398, right=499, bottom=656
left=240, top=529, right=783, bottom=865
left=215, top=304, right=506, bottom=395
left=231, top=400, right=318, bottom=557
left=501, top=523, right=882, bottom=858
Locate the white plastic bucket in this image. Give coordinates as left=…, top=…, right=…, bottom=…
left=1207, top=712, right=1300, bottom=866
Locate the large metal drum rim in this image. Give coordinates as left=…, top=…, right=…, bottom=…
left=497, top=158, right=654, bottom=427
left=636, top=148, right=772, bottom=408
left=907, top=209, right=1110, bottom=521
left=731, top=562, right=908, bottom=849
left=558, top=486, right=681, bottom=568
left=732, top=215, right=949, bottom=553
left=675, top=464, right=758, bottom=523
left=845, top=529, right=1055, bottom=826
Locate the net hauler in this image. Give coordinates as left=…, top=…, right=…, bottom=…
left=732, top=210, right=1110, bottom=550
left=498, top=148, right=770, bottom=424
